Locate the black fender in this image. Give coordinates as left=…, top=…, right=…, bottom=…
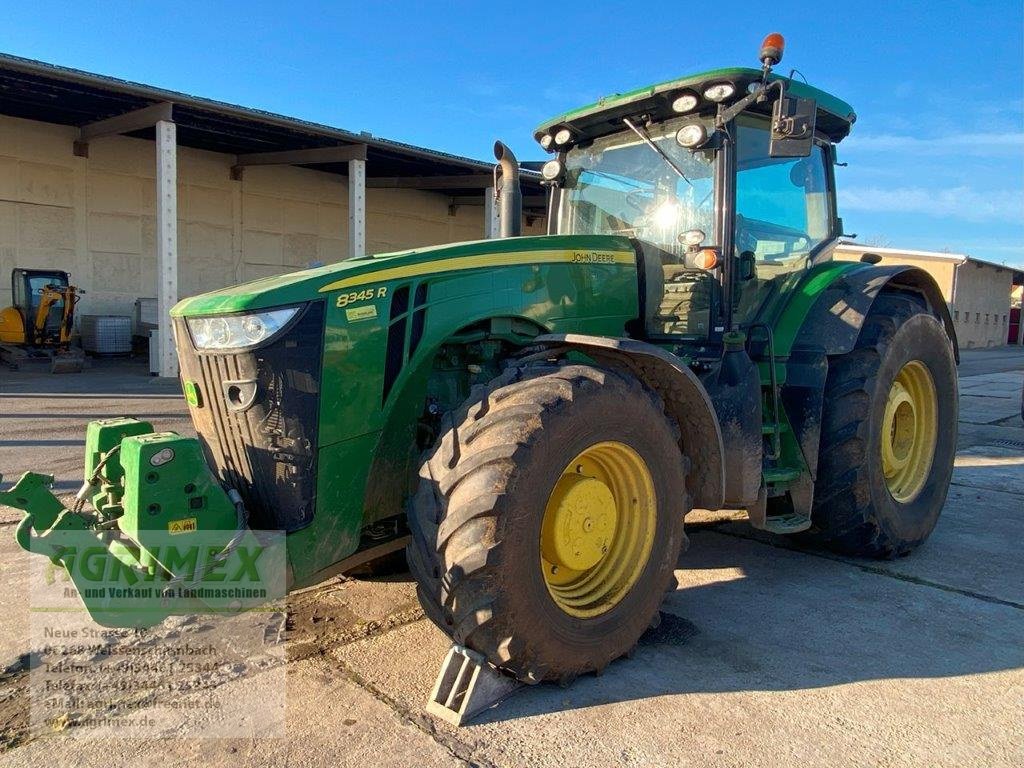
left=527, top=333, right=725, bottom=511
left=793, top=264, right=959, bottom=361
left=783, top=264, right=958, bottom=485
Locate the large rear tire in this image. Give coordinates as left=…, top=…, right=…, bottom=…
left=806, top=293, right=958, bottom=558
left=407, top=363, right=689, bottom=683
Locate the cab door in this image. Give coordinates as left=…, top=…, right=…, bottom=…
left=731, top=118, right=836, bottom=328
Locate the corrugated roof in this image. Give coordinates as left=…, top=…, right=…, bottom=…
left=835, top=241, right=1019, bottom=273
left=0, top=51, right=544, bottom=205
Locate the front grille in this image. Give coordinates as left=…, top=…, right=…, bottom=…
left=175, top=302, right=325, bottom=532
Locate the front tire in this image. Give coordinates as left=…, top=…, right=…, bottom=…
left=807, top=293, right=958, bottom=558
left=407, top=363, right=689, bottom=683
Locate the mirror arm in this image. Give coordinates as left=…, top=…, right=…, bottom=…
left=715, top=80, right=784, bottom=129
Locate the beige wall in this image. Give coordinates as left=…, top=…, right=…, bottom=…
left=832, top=246, right=958, bottom=300
left=0, top=113, right=543, bottom=324
left=950, top=261, right=1013, bottom=348
left=832, top=245, right=1012, bottom=348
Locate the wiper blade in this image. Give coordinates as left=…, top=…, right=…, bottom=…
left=622, top=117, right=692, bottom=187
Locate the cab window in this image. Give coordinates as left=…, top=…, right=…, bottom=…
left=733, top=119, right=833, bottom=326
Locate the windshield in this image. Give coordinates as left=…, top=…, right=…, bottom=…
left=557, top=117, right=716, bottom=256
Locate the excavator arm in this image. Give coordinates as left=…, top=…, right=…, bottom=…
left=31, top=284, right=79, bottom=345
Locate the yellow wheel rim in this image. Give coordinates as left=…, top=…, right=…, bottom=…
left=540, top=441, right=656, bottom=618
left=881, top=360, right=938, bottom=503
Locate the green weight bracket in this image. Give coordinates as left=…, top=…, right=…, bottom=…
left=1, top=472, right=90, bottom=563
left=2, top=471, right=180, bottom=627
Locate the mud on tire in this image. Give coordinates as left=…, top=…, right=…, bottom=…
left=805, top=293, right=958, bottom=558
left=407, top=363, right=690, bottom=683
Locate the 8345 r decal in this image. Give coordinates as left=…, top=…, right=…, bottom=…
left=336, top=286, right=387, bottom=308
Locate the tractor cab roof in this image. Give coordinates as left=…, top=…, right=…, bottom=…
left=535, top=67, right=856, bottom=146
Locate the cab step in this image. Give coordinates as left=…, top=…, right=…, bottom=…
left=761, top=421, right=790, bottom=435
left=763, top=466, right=801, bottom=484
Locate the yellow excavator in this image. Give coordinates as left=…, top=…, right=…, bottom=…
left=0, top=268, right=85, bottom=373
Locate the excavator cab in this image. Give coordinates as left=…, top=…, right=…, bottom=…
left=13, top=268, right=74, bottom=344
left=0, top=268, right=83, bottom=372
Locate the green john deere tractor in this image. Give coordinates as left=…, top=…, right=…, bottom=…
left=3, top=34, right=958, bottom=684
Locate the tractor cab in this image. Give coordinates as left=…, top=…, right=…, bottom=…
left=534, top=36, right=855, bottom=352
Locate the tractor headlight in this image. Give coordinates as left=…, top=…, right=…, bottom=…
left=671, top=91, right=699, bottom=113
left=703, top=82, right=736, bottom=102
left=554, top=128, right=573, bottom=146
left=541, top=159, right=563, bottom=181
left=676, top=123, right=709, bottom=149
left=187, top=306, right=300, bottom=350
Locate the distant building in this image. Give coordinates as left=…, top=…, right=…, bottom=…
left=0, top=53, right=546, bottom=376
left=832, top=243, right=1023, bottom=348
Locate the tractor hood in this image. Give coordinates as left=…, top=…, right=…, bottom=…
left=171, top=234, right=636, bottom=317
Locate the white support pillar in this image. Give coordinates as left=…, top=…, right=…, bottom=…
left=348, top=159, right=366, bottom=259
left=483, top=187, right=500, bottom=239
left=155, top=120, right=179, bottom=378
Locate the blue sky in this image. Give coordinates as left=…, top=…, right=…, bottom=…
left=4, top=1, right=1022, bottom=265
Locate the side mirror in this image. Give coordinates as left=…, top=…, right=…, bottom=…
left=770, top=95, right=816, bottom=158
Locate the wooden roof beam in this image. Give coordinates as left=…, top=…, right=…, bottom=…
left=78, top=101, right=174, bottom=141
left=233, top=144, right=367, bottom=167
left=367, top=174, right=493, bottom=190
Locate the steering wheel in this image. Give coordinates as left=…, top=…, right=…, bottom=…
left=625, top=187, right=654, bottom=213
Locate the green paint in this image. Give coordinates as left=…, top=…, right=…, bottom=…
left=4, top=421, right=266, bottom=627
left=284, top=234, right=640, bottom=584
left=170, top=234, right=635, bottom=317
left=118, top=432, right=236, bottom=544
left=83, top=418, right=155, bottom=518
left=288, top=432, right=382, bottom=585
left=168, top=233, right=642, bottom=589
left=183, top=380, right=201, bottom=408
left=769, top=260, right=871, bottom=358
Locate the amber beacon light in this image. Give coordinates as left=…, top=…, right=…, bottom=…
left=759, top=33, right=785, bottom=66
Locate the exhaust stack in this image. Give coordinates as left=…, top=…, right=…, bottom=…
left=493, top=141, right=522, bottom=238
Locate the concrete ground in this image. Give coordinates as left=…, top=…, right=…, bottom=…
left=1, top=347, right=1023, bottom=767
